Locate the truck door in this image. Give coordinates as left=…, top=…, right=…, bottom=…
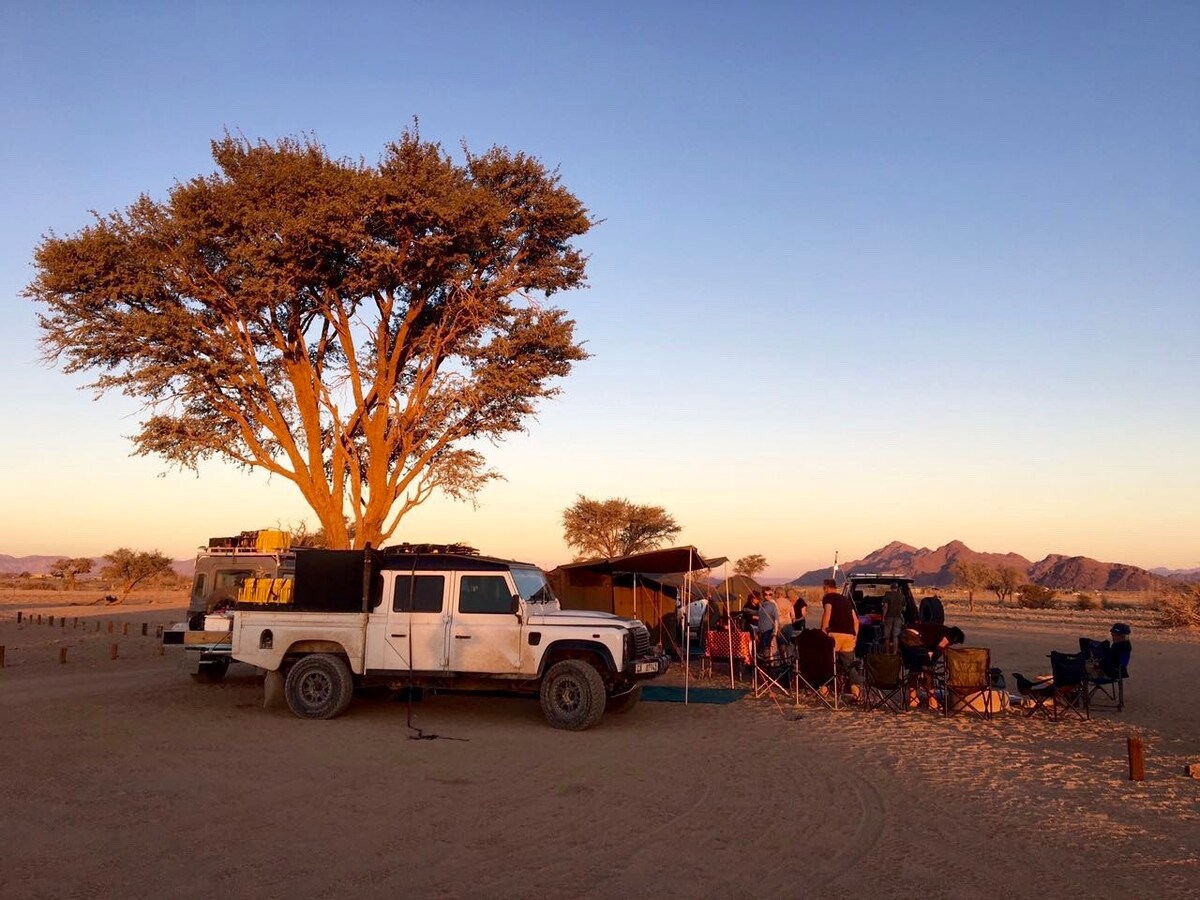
left=378, top=572, right=450, bottom=672
left=448, top=572, right=523, bottom=673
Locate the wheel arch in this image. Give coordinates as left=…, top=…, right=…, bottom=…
left=537, top=640, right=616, bottom=680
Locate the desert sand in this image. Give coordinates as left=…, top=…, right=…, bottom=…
left=1, top=593, right=1197, bottom=899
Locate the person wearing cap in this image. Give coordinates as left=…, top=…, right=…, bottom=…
left=1107, top=623, right=1132, bottom=678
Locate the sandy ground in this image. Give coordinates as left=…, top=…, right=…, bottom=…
left=1, top=593, right=1198, bottom=899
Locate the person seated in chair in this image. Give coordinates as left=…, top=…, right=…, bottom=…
left=899, top=624, right=965, bottom=709
left=1108, top=622, right=1131, bottom=675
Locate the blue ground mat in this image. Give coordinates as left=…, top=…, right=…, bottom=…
left=641, top=685, right=748, bottom=704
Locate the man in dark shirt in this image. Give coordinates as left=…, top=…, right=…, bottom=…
left=820, top=579, right=862, bottom=700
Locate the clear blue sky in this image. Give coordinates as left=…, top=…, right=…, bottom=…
left=1, top=2, right=1197, bottom=575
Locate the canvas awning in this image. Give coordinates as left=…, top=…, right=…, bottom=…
left=557, top=546, right=724, bottom=576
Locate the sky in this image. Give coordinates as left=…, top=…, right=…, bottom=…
left=1, top=2, right=1197, bottom=577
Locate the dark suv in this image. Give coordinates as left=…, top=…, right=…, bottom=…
left=844, top=573, right=945, bottom=653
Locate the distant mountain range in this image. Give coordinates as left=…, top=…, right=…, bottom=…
left=790, top=540, right=1185, bottom=591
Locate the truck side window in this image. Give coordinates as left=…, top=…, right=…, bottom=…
left=458, top=575, right=512, bottom=614
left=394, top=575, right=444, bottom=613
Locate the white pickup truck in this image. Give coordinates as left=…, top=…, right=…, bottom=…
left=193, top=545, right=667, bottom=730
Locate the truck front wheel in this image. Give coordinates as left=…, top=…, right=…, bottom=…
left=284, top=654, right=354, bottom=720
left=540, top=659, right=606, bottom=730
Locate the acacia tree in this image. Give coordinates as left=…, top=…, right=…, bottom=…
left=49, top=557, right=94, bottom=590
left=101, top=549, right=174, bottom=601
left=950, top=560, right=989, bottom=612
left=562, top=496, right=681, bottom=560
left=984, top=565, right=1022, bottom=605
left=29, top=130, right=592, bottom=549
left=734, top=554, right=768, bottom=579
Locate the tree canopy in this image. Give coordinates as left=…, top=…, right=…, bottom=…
left=101, top=549, right=174, bottom=601
left=734, top=554, right=768, bottom=578
left=561, top=495, right=681, bottom=560
left=29, top=130, right=592, bottom=549
left=49, top=557, right=93, bottom=590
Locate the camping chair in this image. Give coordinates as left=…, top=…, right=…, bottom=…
left=941, top=647, right=994, bottom=720
left=1012, top=672, right=1053, bottom=719
left=862, top=653, right=905, bottom=713
left=1046, top=651, right=1090, bottom=721
left=794, top=629, right=839, bottom=710
left=1079, top=637, right=1131, bottom=712
left=750, top=631, right=794, bottom=711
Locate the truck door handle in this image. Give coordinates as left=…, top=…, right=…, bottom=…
left=390, top=633, right=406, bottom=638
left=454, top=634, right=472, bottom=640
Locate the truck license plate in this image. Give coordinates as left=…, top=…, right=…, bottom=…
left=635, top=661, right=658, bottom=674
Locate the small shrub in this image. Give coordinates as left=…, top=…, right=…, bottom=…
left=1015, top=584, right=1058, bottom=609
left=1074, top=593, right=1100, bottom=611
left=1158, top=586, right=1200, bottom=629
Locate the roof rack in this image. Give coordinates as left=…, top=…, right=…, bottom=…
left=382, top=542, right=480, bottom=557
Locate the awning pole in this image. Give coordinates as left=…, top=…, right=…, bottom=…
left=684, top=549, right=692, bottom=704
left=724, top=559, right=734, bottom=689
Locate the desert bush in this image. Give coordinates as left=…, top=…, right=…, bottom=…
left=1074, top=593, right=1100, bottom=611
left=1015, top=584, right=1057, bottom=609
left=1158, top=585, right=1200, bottom=628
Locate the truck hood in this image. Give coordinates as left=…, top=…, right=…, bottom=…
left=525, top=606, right=637, bottom=629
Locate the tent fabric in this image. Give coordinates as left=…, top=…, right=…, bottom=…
left=556, top=546, right=721, bottom=576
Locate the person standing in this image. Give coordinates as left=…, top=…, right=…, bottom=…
left=882, top=582, right=907, bottom=653
left=757, top=590, right=780, bottom=658
left=820, top=578, right=862, bottom=699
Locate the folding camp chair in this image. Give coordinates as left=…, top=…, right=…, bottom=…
left=1012, top=672, right=1053, bottom=719
left=862, top=653, right=905, bottom=713
left=794, top=629, right=839, bottom=710
left=751, top=631, right=794, bottom=711
left=1079, top=637, right=1131, bottom=712
left=941, top=647, right=994, bottom=720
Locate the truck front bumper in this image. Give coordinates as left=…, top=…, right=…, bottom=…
left=627, top=652, right=670, bottom=678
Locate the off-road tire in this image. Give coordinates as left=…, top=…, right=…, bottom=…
left=284, top=654, right=355, bottom=720
left=540, top=659, right=606, bottom=730
left=920, top=596, right=945, bottom=625
left=606, top=684, right=642, bottom=715
left=193, top=656, right=230, bottom=683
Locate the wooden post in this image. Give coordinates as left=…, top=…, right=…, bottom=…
left=60, top=618, right=65, bottom=628
left=111, top=644, right=119, bottom=660
left=37, top=614, right=42, bottom=624
left=0, top=646, right=5, bottom=667
left=59, top=647, right=68, bottom=664
left=73, top=617, right=78, bottom=628
left=106, top=621, right=113, bottom=634
left=15, top=611, right=21, bottom=623
left=48, top=616, right=54, bottom=627
left=1128, top=734, right=1145, bottom=782
left=141, top=623, right=148, bottom=636
left=122, top=623, right=128, bottom=636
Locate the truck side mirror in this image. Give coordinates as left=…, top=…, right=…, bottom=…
left=510, top=594, right=522, bottom=615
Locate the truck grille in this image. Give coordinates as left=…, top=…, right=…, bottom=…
left=631, top=623, right=651, bottom=658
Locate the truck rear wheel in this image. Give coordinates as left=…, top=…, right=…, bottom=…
left=606, top=684, right=642, bottom=715
left=540, top=659, right=606, bottom=730
left=284, top=654, right=354, bottom=720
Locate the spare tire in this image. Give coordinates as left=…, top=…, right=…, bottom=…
left=920, top=596, right=945, bottom=625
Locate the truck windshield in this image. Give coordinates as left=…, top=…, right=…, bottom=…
left=511, top=567, right=555, bottom=603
